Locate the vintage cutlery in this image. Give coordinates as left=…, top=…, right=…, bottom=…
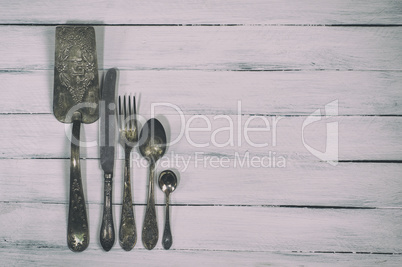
left=158, top=170, right=178, bottom=250
left=118, top=95, right=138, bottom=251
left=99, top=68, right=117, bottom=251
left=139, top=118, right=167, bottom=250
left=53, top=26, right=99, bottom=252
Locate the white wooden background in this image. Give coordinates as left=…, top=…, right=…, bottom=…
left=1, top=0, right=402, bottom=266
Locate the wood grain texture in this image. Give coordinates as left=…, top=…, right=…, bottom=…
left=2, top=70, right=402, bottom=115
left=1, top=26, right=402, bottom=71
left=1, top=203, right=402, bottom=253
left=1, top=0, right=401, bottom=263
left=0, top=114, right=401, bottom=160
left=1, top=159, right=401, bottom=207
left=0, top=0, right=401, bottom=25
left=2, top=250, right=401, bottom=267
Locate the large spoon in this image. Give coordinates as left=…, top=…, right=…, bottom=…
left=139, top=118, right=167, bottom=250
left=158, top=170, right=177, bottom=250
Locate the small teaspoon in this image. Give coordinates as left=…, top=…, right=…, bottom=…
left=158, top=170, right=178, bottom=250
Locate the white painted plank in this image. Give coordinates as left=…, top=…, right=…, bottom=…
left=1, top=203, right=401, bottom=252
left=0, top=0, right=401, bottom=25
left=0, top=114, right=401, bottom=160
left=0, top=159, right=401, bottom=207
left=2, top=250, right=401, bottom=267
left=1, top=26, right=402, bottom=71
left=2, top=70, right=402, bottom=115
left=1, top=1, right=401, bottom=264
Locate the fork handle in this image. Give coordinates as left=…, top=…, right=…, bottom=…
left=100, top=173, right=115, bottom=251
left=67, top=113, right=89, bottom=252
left=119, top=146, right=137, bottom=251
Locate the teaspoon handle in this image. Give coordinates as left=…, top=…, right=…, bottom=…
left=162, top=193, right=172, bottom=249
left=100, top=173, right=115, bottom=251
left=119, top=147, right=137, bottom=251
left=67, top=114, right=89, bottom=252
left=142, top=162, right=158, bottom=250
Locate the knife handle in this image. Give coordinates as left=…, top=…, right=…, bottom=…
left=67, top=113, right=89, bottom=252
left=119, top=147, right=137, bottom=251
left=100, top=173, right=115, bottom=251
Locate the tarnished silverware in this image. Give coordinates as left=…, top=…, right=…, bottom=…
left=53, top=26, right=99, bottom=252
left=158, top=170, right=178, bottom=250
left=99, top=68, right=117, bottom=251
left=118, top=95, right=138, bottom=251
left=139, top=118, right=167, bottom=250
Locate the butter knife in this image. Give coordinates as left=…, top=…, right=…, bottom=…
left=99, top=68, right=117, bottom=251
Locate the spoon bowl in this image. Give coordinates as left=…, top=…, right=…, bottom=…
left=139, top=118, right=167, bottom=250
left=139, top=118, right=166, bottom=162
left=159, top=170, right=177, bottom=195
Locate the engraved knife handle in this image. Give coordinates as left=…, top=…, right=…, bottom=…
left=142, top=162, right=158, bottom=250
left=162, top=192, right=172, bottom=249
left=100, top=173, right=115, bottom=251
left=119, top=147, right=137, bottom=251
left=67, top=112, right=89, bottom=252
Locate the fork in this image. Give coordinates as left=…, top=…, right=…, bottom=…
left=118, top=95, right=138, bottom=251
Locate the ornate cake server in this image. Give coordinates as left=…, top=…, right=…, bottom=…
left=53, top=26, right=99, bottom=252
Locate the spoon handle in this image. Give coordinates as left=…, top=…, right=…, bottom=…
left=119, top=147, right=137, bottom=251
left=142, top=162, right=158, bottom=250
left=162, top=193, right=172, bottom=249
left=67, top=114, right=89, bottom=252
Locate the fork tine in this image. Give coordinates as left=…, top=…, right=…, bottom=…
left=118, top=95, right=122, bottom=130
left=123, top=95, right=127, bottom=129
left=128, top=95, right=132, bottom=130
left=133, top=95, right=137, bottom=132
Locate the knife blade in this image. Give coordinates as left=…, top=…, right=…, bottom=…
left=99, top=68, right=117, bottom=251
left=100, top=68, right=117, bottom=174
